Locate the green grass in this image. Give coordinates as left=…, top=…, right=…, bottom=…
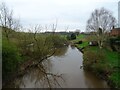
left=76, top=41, right=89, bottom=48
left=60, top=35, right=68, bottom=40
left=77, top=34, right=85, bottom=39
left=2, top=38, right=22, bottom=80
left=104, top=49, right=118, bottom=67
left=84, top=46, right=119, bottom=88
left=86, top=46, right=118, bottom=67
left=109, top=72, right=120, bottom=88
left=72, top=34, right=89, bottom=48
left=68, top=34, right=88, bottom=48
left=71, top=34, right=86, bottom=42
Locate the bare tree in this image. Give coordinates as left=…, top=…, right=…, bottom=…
left=12, top=18, right=21, bottom=31
left=0, top=2, right=13, bottom=28
left=0, top=2, right=21, bottom=39
left=65, top=26, right=69, bottom=32
left=0, top=2, right=7, bottom=27
left=86, top=7, right=116, bottom=48
left=75, top=29, right=80, bottom=36
left=52, top=19, right=58, bottom=34
left=45, top=24, right=48, bottom=32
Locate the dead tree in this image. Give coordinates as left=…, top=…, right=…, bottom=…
left=86, top=7, right=116, bottom=48
left=0, top=2, right=21, bottom=39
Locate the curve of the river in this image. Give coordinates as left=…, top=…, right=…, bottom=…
left=10, top=45, right=109, bottom=88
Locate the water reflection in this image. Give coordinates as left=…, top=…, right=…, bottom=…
left=53, top=46, right=68, bottom=57
left=5, top=45, right=109, bottom=88
left=18, top=63, right=64, bottom=88
left=71, top=45, right=76, bottom=49
left=83, top=70, right=109, bottom=88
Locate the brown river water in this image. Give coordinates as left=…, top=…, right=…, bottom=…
left=8, top=45, right=110, bottom=88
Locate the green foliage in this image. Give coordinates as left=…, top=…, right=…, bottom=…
left=71, top=34, right=89, bottom=48
left=51, top=35, right=67, bottom=48
left=83, top=46, right=119, bottom=88
left=66, top=35, right=71, bottom=40
left=71, top=33, right=76, bottom=40
left=32, top=35, right=54, bottom=60
left=69, top=34, right=85, bottom=42
left=2, top=27, right=68, bottom=84
left=106, top=36, right=120, bottom=52
left=83, top=50, right=106, bottom=71
left=13, top=33, right=67, bottom=61
left=109, top=72, right=120, bottom=88
left=66, top=33, right=76, bottom=40
left=2, top=39, right=21, bottom=79
left=83, top=47, right=114, bottom=78
left=77, top=34, right=85, bottom=39
left=76, top=41, right=88, bottom=48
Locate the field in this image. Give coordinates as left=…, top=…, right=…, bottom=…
left=71, top=34, right=89, bottom=48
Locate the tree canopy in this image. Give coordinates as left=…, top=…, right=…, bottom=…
left=86, top=7, right=116, bottom=33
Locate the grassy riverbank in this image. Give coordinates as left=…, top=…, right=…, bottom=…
left=83, top=46, right=120, bottom=89
left=71, top=34, right=120, bottom=89
left=71, top=34, right=89, bottom=48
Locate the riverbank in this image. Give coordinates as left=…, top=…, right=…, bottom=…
left=70, top=34, right=89, bottom=53
left=70, top=34, right=120, bottom=89
left=2, top=27, right=68, bottom=88
left=3, top=45, right=110, bottom=88
left=83, top=46, right=120, bottom=89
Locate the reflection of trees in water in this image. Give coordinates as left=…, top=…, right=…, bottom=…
left=53, top=46, right=68, bottom=57
left=83, top=70, right=109, bottom=88
left=5, top=46, right=68, bottom=88
left=8, top=60, right=65, bottom=88
left=71, top=45, right=76, bottom=49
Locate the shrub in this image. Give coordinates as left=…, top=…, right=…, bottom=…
left=50, top=35, right=67, bottom=48
left=78, top=40, right=83, bottom=44
left=71, top=33, right=76, bottom=40
left=2, top=39, right=21, bottom=80
left=83, top=51, right=111, bottom=74
left=107, top=37, right=120, bottom=51
left=83, top=50, right=105, bottom=62
left=75, top=41, right=83, bottom=44
left=66, top=33, right=76, bottom=40
left=109, top=72, right=120, bottom=88
left=66, top=35, right=71, bottom=40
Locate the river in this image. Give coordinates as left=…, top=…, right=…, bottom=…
left=7, top=45, right=109, bottom=88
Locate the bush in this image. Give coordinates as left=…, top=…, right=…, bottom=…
left=75, top=41, right=82, bottom=44
left=83, top=50, right=105, bottom=63
left=66, top=33, right=76, bottom=40
left=2, top=39, right=21, bottom=80
left=107, top=37, right=120, bottom=51
left=66, top=35, right=71, bottom=40
left=71, top=33, right=76, bottom=40
left=50, top=35, right=67, bottom=48
left=78, top=40, right=83, bottom=44
left=83, top=46, right=120, bottom=89
left=83, top=51, right=111, bottom=74
left=109, top=72, right=120, bottom=88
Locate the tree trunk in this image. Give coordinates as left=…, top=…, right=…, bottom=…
left=98, top=40, right=103, bottom=49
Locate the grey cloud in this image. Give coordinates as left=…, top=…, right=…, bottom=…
left=3, top=0, right=119, bottom=31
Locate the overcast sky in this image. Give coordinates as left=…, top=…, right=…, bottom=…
left=2, top=0, right=119, bottom=32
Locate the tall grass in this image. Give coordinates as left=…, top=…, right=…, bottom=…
left=2, top=38, right=22, bottom=80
